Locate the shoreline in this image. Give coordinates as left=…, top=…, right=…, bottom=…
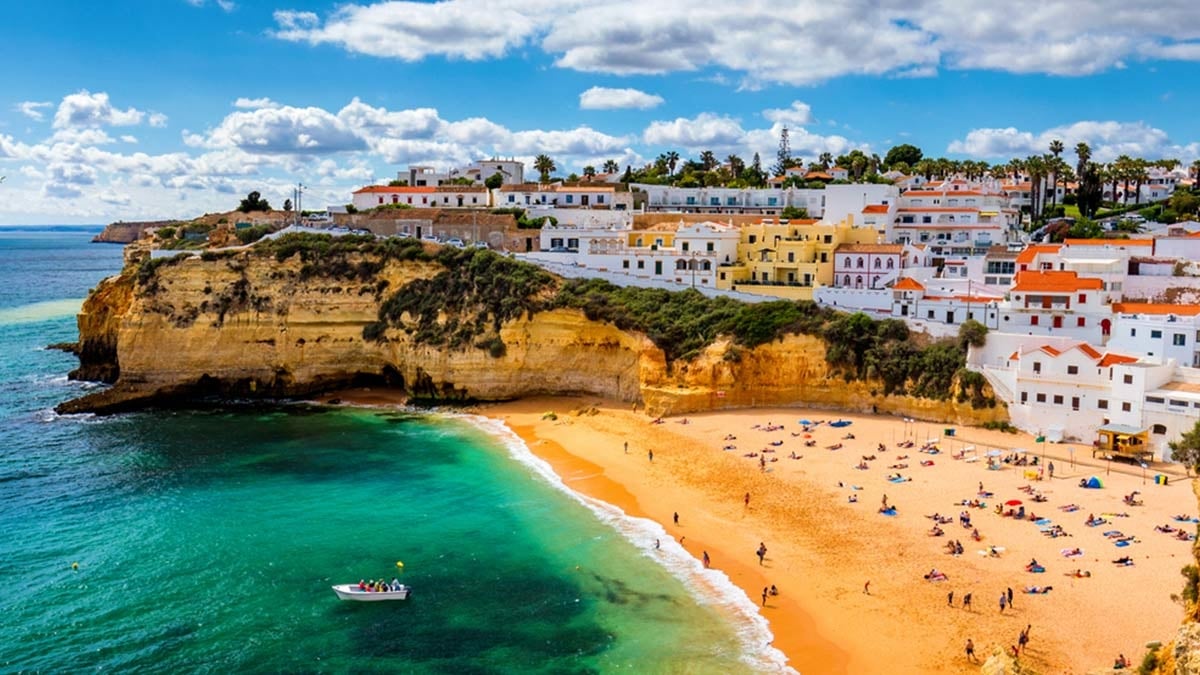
left=319, top=389, right=1194, bottom=673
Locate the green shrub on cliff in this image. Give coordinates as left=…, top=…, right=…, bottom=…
left=256, top=233, right=431, bottom=281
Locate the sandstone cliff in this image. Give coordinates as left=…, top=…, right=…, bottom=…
left=57, top=240, right=1005, bottom=427
left=93, top=220, right=179, bottom=244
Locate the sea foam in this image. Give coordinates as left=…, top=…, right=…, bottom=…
left=458, top=414, right=797, bottom=674
left=0, top=298, right=85, bottom=326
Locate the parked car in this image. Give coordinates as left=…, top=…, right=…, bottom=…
left=446, top=238, right=465, bottom=248
left=471, top=241, right=489, bottom=249
left=548, top=246, right=570, bottom=253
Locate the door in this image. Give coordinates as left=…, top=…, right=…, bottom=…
left=525, top=237, right=533, bottom=252
left=582, top=195, right=590, bottom=206
left=654, top=261, right=662, bottom=275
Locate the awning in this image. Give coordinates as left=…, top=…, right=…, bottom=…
left=1098, top=424, right=1148, bottom=435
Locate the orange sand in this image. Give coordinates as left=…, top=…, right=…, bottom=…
left=326, top=390, right=1195, bottom=673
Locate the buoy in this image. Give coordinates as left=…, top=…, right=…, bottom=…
left=71, top=562, right=79, bottom=570
left=395, top=561, right=404, bottom=568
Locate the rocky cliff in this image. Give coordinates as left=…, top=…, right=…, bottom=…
left=93, top=220, right=179, bottom=244
left=57, top=238, right=1005, bottom=426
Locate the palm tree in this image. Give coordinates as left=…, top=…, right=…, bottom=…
left=602, top=159, right=619, bottom=174
left=1131, top=158, right=1149, bottom=205
left=1114, top=155, right=1135, bottom=205
left=1074, top=142, right=1091, bottom=182
left=582, top=165, right=596, bottom=180
left=665, top=150, right=680, bottom=176
left=533, top=154, right=556, bottom=183
left=726, top=154, right=744, bottom=179
left=818, top=152, right=832, bottom=170
left=850, top=155, right=868, bottom=181
left=1048, top=140, right=1064, bottom=206
left=1024, top=154, right=1048, bottom=223
left=1192, top=159, right=1200, bottom=182
left=699, top=150, right=717, bottom=171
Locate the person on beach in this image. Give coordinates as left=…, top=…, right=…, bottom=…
left=770, top=585, right=778, bottom=596
left=947, top=590, right=954, bottom=607
left=744, top=492, right=750, bottom=508
left=962, top=592, right=972, bottom=610
left=761, top=587, right=768, bottom=607
left=863, top=580, right=871, bottom=595
left=648, top=449, right=653, bottom=462
left=1007, top=587, right=1014, bottom=608
left=703, top=551, right=710, bottom=568
left=965, top=638, right=977, bottom=663
left=655, top=539, right=660, bottom=550
left=757, top=543, right=767, bottom=565
left=999, top=593, right=1007, bottom=612
left=673, top=512, right=679, bottom=525
left=624, top=441, right=628, bottom=454
left=1048, top=461, right=1055, bottom=479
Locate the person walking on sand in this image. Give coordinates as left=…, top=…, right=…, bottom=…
left=962, top=592, right=972, bottom=610
left=1048, top=461, right=1055, bottom=479
left=761, top=587, right=768, bottom=607
left=702, top=551, right=710, bottom=568
left=624, top=441, right=628, bottom=454
left=673, top=512, right=679, bottom=525
left=999, top=593, right=1007, bottom=613
left=863, top=580, right=871, bottom=595
left=947, top=590, right=954, bottom=607
left=1007, top=586, right=1014, bottom=608
left=756, top=543, right=767, bottom=565
left=965, top=638, right=977, bottom=663
left=648, top=449, right=653, bottom=462
left=744, top=492, right=750, bottom=508
left=1018, top=627, right=1029, bottom=653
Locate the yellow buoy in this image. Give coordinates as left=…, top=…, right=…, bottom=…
left=71, top=562, right=79, bottom=570
left=395, top=561, right=404, bottom=568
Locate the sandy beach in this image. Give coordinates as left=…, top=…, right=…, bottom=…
left=325, top=389, right=1196, bottom=673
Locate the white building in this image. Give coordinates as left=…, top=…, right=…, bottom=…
left=1109, top=302, right=1200, bottom=368
left=351, top=185, right=491, bottom=211
left=527, top=221, right=740, bottom=288
left=402, top=158, right=525, bottom=187
left=889, top=276, right=1004, bottom=333
left=634, top=184, right=824, bottom=216
left=824, top=184, right=900, bottom=228
left=496, top=184, right=632, bottom=210
left=996, top=270, right=1111, bottom=342
left=888, top=187, right=1019, bottom=257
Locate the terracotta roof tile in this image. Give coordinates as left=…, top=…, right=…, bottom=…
left=1098, top=353, right=1138, bottom=368
left=1112, top=302, right=1200, bottom=316
left=1014, top=244, right=1061, bottom=264
left=862, top=204, right=891, bottom=214
left=1063, top=238, right=1153, bottom=247
left=1011, top=270, right=1104, bottom=293
left=893, top=277, right=925, bottom=291
left=353, top=185, right=437, bottom=194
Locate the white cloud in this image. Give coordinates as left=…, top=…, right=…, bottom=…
left=203, top=105, right=367, bottom=154
left=761, top=101, right=813, bottom=127
left=120, top=135, right=138, bottom=144
left=216, top=0, right=235, bottom=10
left=53, top=91, right=147, bottom=129
left=947, top=120, right=1200, bottom=163
left=578, top=87, right=664, bottom=110
left=642, top=112, right=861, bottom=165
left=97, top=190, right=132, bottom=206
left=15, top=101, right=52, bottom=122
left=270, top=0, right=1200, bottom=86
left=148, top=112, right=168, bottom=128
left=49, top=127, right=116, bottom=145
left=644, top=114, right=746, bottom=150
left=234, top=97, right=281, bottom=110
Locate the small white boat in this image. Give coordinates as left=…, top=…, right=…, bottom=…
left=332, top=584, right=410, bottom=601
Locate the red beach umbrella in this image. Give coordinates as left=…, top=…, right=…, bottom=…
left=1004, top=499, right=1022, bottom=506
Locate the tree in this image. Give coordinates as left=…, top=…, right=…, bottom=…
left=603, top=159, right=619, bottom=174
left=665, top=150, right=680, bottom=176
left=484, top=172, right=504, bottom=190
left=1048, top=139, right=1064, bottom=207
left=1170, top=190, right=1199, bottom=217
left=726, top=154, right=745, bottom=179
left=533, top=154, right=556, bottom=183
left=282, top=198, right=293, bottom=212
left=582, top=165, right=597, bottom=180
left=884, top=143, right=923, bottom=169
left=780, top=206, right=808, bottom=220
left=1077, top=162, right=1104, bottom=218
left=388, top=179, right=408, bottom=187
left=819, top=152, right=833, bottom=170
left=699, top=150, right=717, bottom=171
left=958, top=319, right=988, bottom=350
left=1170, top=419, right=1200, bottom=475
left=773, top=127, right=791, bottom=177
left=238, top=191, right=271, bottom=213
left=1075, top=142, right=1091, bottom=180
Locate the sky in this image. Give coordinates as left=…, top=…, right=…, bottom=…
left=2, top=0, right=1200, bottom=224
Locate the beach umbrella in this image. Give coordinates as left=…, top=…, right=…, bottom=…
left=1155, top=474, right=1169, bottom=485
left=799, top=419, right=812, bottom=425
left=986, top=449, right=1002, bottom=457
left=1084, top=476, right=1104, bottom=489
left=1005, top=499, right=1022, bottom=506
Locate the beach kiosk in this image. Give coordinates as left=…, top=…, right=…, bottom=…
left=1093, top=424, right=1152, bottom=462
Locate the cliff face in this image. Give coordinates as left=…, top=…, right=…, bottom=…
left=93, top=221, right=178, bottom=244
left=58, top=247, right=1002, bottom=427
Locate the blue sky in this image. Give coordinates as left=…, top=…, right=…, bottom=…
left=2, top=0, right=1200, bottom=223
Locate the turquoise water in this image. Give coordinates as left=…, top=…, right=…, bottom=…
left=0, top=231, right=783, bottom=673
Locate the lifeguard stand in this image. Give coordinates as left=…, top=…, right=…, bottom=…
left=1093, top=424, right=1152, bottom=462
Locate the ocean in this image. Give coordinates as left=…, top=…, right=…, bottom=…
left=0, top=230, right=786, bottom=673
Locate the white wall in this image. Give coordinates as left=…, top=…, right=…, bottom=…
left=823, top=184, right=899, bottom=226
left=1122, top=276, right=1200, bottom=303
left=516, top=255, right=770, bottom=302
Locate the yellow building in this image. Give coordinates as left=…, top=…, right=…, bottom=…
left=715, top=217, right=880, bottom=300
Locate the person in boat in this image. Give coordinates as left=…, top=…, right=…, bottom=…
left=358, top=579, right=367, bottom=591
left=390, top=577, right=402, bottom=591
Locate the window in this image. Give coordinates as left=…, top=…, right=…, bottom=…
left=681, top=242, right=689, bottom=252
left=1036, top=393, right=1046, bottom=403
left=597, top=195, right=605, bottom=204
left=1030, top=315, right=1039, bottom=326
left=1171, top=399, right=1188, bottom=407
left=1123, top=374, right=1133, bottom=384
left=927, top=310, right=935, bottom=319
left=843, top=275, right=851, bottom=287
left=622, top=260, right=629, bottom=269
left=748, top=235, right=757, bottom=244
left=1121, top=402, right=1131, bottom=412
left=1146, top=396, right=1164, bottom=404
left=1077, top=317, right=1085, bottom=327
left=887, top=258, right=895, bottom=269
left=709, top=197, right=719, bottom=206
left=1153, top=424, right=1168, bottom=435
left=1130, top=328, right=1136, bottom=337
left=787, top=252, right=795, bottom=263
left=1174, top=334, right=1187, bottom=346
left=1078, top=294, right=1086, bottom=303
left=1020, top=392, right=1028, bottom=403
left=1067, top=365, right=1078, bottom=375
left=1098, top=399, right=1108, bottom=409
left=857, top=257, right=864, bottom=268
left=1072, top=396, right=1080, bottom=410
left=1053, top=395, right=1063, bottom=405
left=636, top=260, right=644, bottom=270
left=1151, top=330, right=1162, bottom=339
left=1033, top=361, right=1041, bottom=373
left=706, top=242, right=714, bottom=252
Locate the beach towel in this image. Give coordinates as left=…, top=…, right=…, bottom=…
left=889, top=477, right=911, bottom=484
left=1028, top=565, right=1045, bottom=573
left=1085, top=519, right=1107, bottom=527
left=1061, top=548, right=1084, bottom=558
left=880, top=508, right=897, bottom=516
left=1060, top=505, right=1081, bottom=512
left=1103, top=530, right=1121, bottom=537
left=1115, top=540, right=1130, bottom=547
left=1173, top=516, right=1200, bottom=523
left=1035, top=518, right=1052, bottom=526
